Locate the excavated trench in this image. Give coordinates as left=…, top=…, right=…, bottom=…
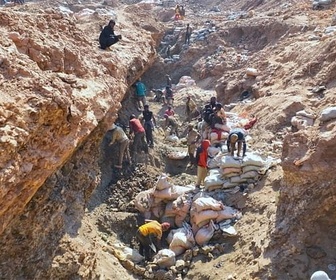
left=2, top=2, right=336, bottom=279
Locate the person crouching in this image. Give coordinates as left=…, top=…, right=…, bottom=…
left=136, top=220, right=171, bottom=261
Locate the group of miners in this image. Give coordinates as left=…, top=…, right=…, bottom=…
left=99, top=10, right=253, bottom=265
left=127, top=92, right=255, bottom=261
left=109, top=74, right=253, bottom=188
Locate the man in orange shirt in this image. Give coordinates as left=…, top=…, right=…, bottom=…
left=195, top=139, right=211, bottom=187
left=136, top=220, right=171, bottom=261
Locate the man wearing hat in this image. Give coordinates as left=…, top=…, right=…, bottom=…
left=109, top=124, right=131, bottom=169
left=136, top=220, right=171, bottom=261
left=227, top=128, right=247, bottom=157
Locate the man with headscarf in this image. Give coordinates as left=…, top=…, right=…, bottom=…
left=99, top=19, right=122, bottom=50
left=227, top=128, right=247, bottom=157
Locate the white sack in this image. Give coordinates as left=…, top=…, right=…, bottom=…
left=216, top=206, right=241, bottom=223
left=193, top=197, right=224, bottom=212
left=221, top=167, right=242, bottom=175
left=220, top=156, right=242, bottom=168
left=195, top=220, right=216, bottom=246
left=210, top=131, right=229, bottom=142
left=111, top=243, right=145, bottom=263
left=230, top=175, right=246, bottom=184
left=320, top=107, right=336, bottom=122
left=134, top=189, right=154, bottom=213
left=156, top=173, right=172, bottom=190
left=204, top=173, right=225, bottom=189
left=153, top=249, right=176, bottom=268
left=154, top=188, right=172, bottom=200
left=240, top=170, right=259, bottom=179
left=192, top=210, right=219, bottom=226
left=208, top=147, right=221, bottom=158
left=296, top=110, right=315, bottom=119
left=242, top=153, right=264, bottom=167
left=169, top=245, right=186, bottom=256
left=242, top=165, right=260, bottom=173
left=223, top=180, right=238, bottom=189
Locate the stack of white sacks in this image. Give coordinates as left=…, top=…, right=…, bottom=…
left=189, top=193, right=240, bottom=246
left=206, top=151, right=272, bottom=191
left=134, top=173, right=242, bottom=267
left=134, top=174, right=195, bottom=220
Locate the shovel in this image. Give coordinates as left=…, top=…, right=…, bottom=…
left=148, top=242, right=157, bottom=253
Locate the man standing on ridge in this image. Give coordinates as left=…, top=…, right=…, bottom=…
left=186, top=123, right=200, bottom=168
left=195, top=139, right=211, bottom=188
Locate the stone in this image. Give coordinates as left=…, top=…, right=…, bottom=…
left=175, top=260, right=185, bottom=270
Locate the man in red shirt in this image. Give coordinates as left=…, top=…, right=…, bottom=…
left=164, top=106, right=175, bottom=117
left=195, top=139, right=211, bottom=187
left=129, top=115, right=148, bottom=163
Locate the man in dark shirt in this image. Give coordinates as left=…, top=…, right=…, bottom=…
left=185, top=23, right=192, bottom=45
left=142, top=105, right=156, bottom=148
left=227, top=128, right=247, bottom=157
left=99, top=20, right=122, bottom=50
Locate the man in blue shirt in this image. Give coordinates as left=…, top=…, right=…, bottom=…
left=134, top=78, right=147, bottom=111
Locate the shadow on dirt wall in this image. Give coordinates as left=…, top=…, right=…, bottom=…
left=264, top=179, right=336, bottom=280
left=0, top=126, right=107, bottom=279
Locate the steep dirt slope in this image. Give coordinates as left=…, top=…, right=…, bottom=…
left=0, top=2, right=163, bottom=279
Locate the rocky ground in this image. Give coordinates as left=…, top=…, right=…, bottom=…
left=1, top=0, right=336, bottom=279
